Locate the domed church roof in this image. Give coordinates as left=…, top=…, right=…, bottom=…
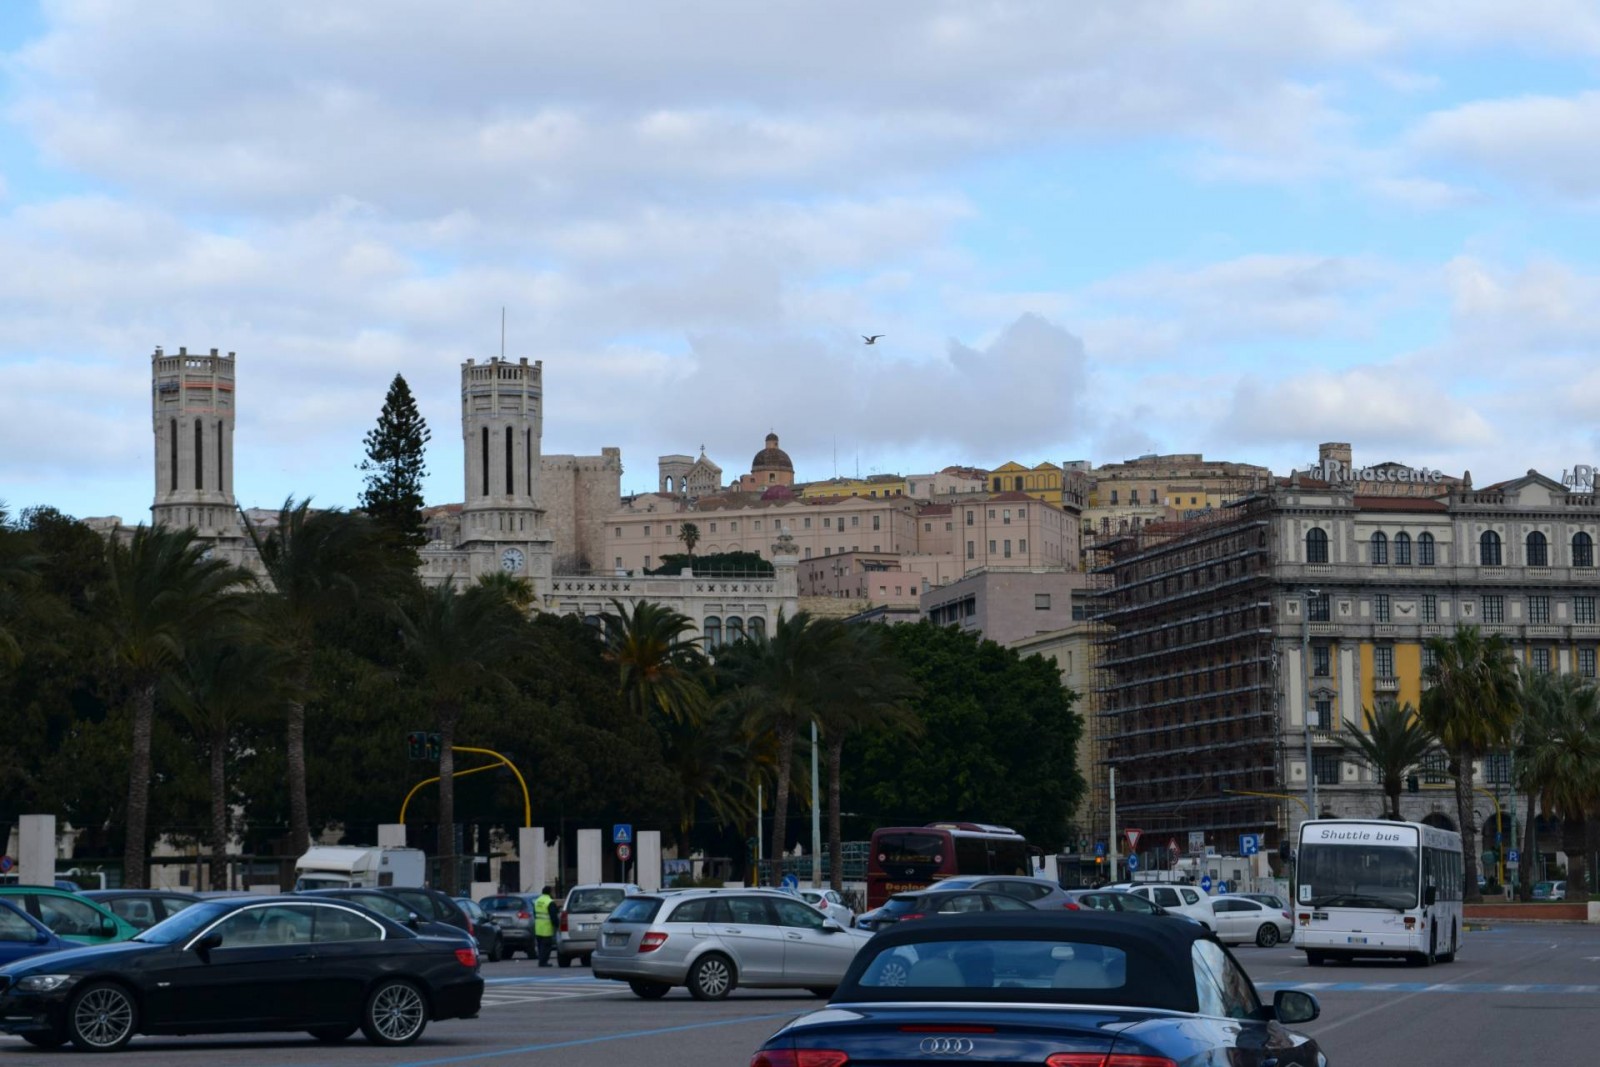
left=751, top=432, right=793, bottom=472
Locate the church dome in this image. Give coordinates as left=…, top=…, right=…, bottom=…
left=751, top=432, right=793, bottom=473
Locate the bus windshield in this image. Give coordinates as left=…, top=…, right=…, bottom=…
left=1298, top=843, right=1419, bottom=910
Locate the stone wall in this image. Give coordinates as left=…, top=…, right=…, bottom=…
left=541, top=448, right=622, bottom=573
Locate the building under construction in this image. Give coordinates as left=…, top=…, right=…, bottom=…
left=1092, top=495, right=1281, bottom=853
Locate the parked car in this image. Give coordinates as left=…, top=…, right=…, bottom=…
left=856, top=889, right=1034, bottom=932
left=1125, top=883, right=1216, bottom=931
left=592, top=887, right=873, bottom=999
left=931, top=875, right=1081, bottom=910
left=795, top=887, right=855, bottom=928
left=1240, top=892, right=1289, bottom=910
left=1210, top=895, right=1294, bottom=947
left=0, top=895, right=484, bottom=1052
left=0, top=886, right=139, bottom=945
left=1057, top=888, right=1205, bottom=927
left=1533, top=880, right=1568, bottom=901
left=749, top=912, right=1325, bottom=1066
left=296, top=889, right=472, bottom=945
left=82, top=890, right=202, bottom=931
left=369, top=886, right=474, bottom=937
left=557, top=883, right=637, bottom=967
left=0, top=897, right=74, bottom=965
left=478, top=892, right=541, bottom=959
left=453, top=897, right=506, bottom=961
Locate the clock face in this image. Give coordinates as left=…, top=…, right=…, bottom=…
left=500, top=547, right=525, bottom=573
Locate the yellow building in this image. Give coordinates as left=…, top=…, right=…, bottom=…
left=796, top=474, right=908, bottom=500
left=988, top=461, right=1066, bottom=505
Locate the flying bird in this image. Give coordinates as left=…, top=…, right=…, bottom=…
left=862, top=334, right=884, bottom=345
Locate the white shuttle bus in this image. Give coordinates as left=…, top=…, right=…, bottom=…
left=1292, top=819, right=1463, bottom=966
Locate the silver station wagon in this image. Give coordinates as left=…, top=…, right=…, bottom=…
left=591, top=888, right=872, bottom=1000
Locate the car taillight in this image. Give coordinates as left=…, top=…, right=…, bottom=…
left=639, top=931, right=669, bottom=953
left=454, top=947, right=478, bottom=967
left=1062, top=901, right=1081, bottom=909
left=1046, top=1055, right=1178, bottom=1067
left=899, top=912, right=926, bottom=921
left=561, top=912, right=569, bottom=932
left=1298, top=913, right=1311, bottom=926
left=899, top=1025, right=996, bottom=1034
left=518, top=910, right=530, bottom=920
left=750, top=1050, right=850, bottom=1067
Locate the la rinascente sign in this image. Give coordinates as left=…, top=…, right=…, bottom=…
left=1297, top=460, right=1447, bottom=485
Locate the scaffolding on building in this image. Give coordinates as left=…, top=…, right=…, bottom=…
left=1089, top=495, right=1282, bottom=849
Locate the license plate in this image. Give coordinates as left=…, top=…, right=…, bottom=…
left=579, top=922, right=599, bottom=931
left=1347, top=936, right=1368, bottom=944
left=604, top=933, right=629, bottom=947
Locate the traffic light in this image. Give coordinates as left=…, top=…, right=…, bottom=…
left=1407, top=775, right=1419, bottom=794
left=406, top=731, right=426, bottom=760
left=426, top=733, right=442, bottom=761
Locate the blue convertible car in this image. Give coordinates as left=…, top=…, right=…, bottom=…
left=749, top=912, right=1326, bottom=1067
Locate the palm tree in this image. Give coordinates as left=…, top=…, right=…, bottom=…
left=164, top=616, right=293, bottom=889
left=718, top=611, right=845, bottom=885
left=396, top=579, right=523, bottom=893
left=1514, top=668, right=1564, bottom=900
left=815, top=625, right=921, bottom=891
left=1336, top=702, right=1435, bottom=821
left=244, top=498, right=409, bottom=857
left=1419, top=626, right=1520, bottom=903
left=475, top=570, right=537, bottom=612
left=678, top=522, right=700, bottom=561
left=655, top=705, right=770, bottom=858
left=99, top=525, right=250, bottom=887
left=0, top=503, right=36, bottom=668
left=1517, top=670, right=1600, bottom=901
left=599, top=599, right=709, bottom=725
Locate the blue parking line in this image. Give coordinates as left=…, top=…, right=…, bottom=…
left=1259, top=980, right=1600, bottom=995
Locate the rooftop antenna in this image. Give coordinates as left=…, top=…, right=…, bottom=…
left=500, top=306, right=506, bottom=360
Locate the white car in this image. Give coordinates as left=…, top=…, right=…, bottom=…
left=1126, top=884, right=1215, bottom=931
left=797, top=887, right=855, bottom=928
left=1209, top=895, right=1293, bottom=947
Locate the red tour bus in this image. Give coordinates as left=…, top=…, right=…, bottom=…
left=866, top=822, right=1033, bottom=908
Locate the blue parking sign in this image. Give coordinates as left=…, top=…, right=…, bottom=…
left=1508, top=849, right=1521, bottom=864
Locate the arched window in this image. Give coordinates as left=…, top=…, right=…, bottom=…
left=1418, top=532, right=1436, bottom=566
left=703, top=616, right=722, bottom=649
left=169, top=418, right=178, bottom=492
left=748, top=616, right=766, bottom=639
left=480, top=426, right=490, bottom=496
left=1394, top=532, right=1412, bottom=566
left=1306, top=527, right=1329, bottom=564
left=216, top=419, right=224, bottom=492
left=1575, top=532, right=1595, bottom=569
left=726, top=616, right=745, bottom=643
left=1480, top=530, right=1503, bottom=566
left=1370, top=531, right=1388, bottom=565
left=505, top=426, right=515, bottom=494
left=194, top=419, right=204, bottom=490
left=1526, top=530, right=1549, bottom=567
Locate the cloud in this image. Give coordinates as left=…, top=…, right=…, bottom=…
left=1410, top=92, right=1600, bottom=201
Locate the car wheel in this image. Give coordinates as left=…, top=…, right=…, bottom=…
left=488, top=941, right=503, bottom=963
left=309, top=1025, right=358, bottom=1042
left=1305, top=950, right=1325, bottom=967
left=1255, top=923, right=1281, bottom=948
left=628, top=979, right=670, bottom=999
left=21, top=1030, right=67, bottom=1049
left=582, top=953, right=593, bottom=967
left=557, top=954, right=572, bottom=968
left=66, top=981, right=139, bottom=1052
left=687, top=953, right=735, bottom=1001
left=360, top=979, right=429, bottom=1046
left=807, top=987, right=836, bottom=999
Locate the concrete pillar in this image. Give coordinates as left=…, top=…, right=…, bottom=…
left=377, top=823, right=406, bottom=848
left=19, top=815, right=57, bottom=887
left=521, top=826, right=545, bottom=893
left=637, top=831, right=662, bottom=891
left=578, top=828, right=602, bottom=885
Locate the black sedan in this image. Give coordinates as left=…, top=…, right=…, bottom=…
left=0, top=895, right=483, bottom=1052
left=297, top=888, right=473, bottom=944
left=855, top=889, right=1034, bottom=932
left=750, top=912, right=1325, bottom=1067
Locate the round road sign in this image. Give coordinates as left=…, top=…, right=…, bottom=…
left=616, top=843, right=632, bottom=862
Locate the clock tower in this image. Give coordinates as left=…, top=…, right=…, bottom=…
left=458, top=356, right=553, bottom=587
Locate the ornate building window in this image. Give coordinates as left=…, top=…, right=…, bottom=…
left=1370, top=531, right=1388, bottom=564
left=1418, top=532, right=1436, bottom=566
left=1480, top=530, right=1503, bottom=566
left=748, top=616, right=766, bottom=639
left=726, top=616, right=745, bottom=643
left=1306, top=527, right=1329, bottom=564
left=1574, top=532, right=1595, bottom=569
left=1394, top=532, right=1411, bottom=565
left=703, top=616, right=722, bottom=648
left=1526, top=531, right=1549, bottom=567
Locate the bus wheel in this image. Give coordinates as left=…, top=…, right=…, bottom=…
left=1439, top=923, right=1457, bottom=964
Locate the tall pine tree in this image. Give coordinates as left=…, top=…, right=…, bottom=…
left=358, top=374, right=431, bottom=551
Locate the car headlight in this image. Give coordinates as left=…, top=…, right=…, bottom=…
left=16, top=974, right=76, bottom=993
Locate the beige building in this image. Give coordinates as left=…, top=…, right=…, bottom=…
left=922, top=567, right=1087, bottom=646
left=1008, top=622, right=1100, bottom=842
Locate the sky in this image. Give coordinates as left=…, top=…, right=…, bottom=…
left=5, top=1, right=1600, bottom=523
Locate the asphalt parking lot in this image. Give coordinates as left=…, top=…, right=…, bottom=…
left=6, top=925, right=1599, bottom=1065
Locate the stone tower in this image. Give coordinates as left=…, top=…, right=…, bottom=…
left=151, top=346, right=239, bottom=535
left=458, top=357, right=552, bottom=582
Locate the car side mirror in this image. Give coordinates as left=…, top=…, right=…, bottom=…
left=101, top=917, right=118, bottom=935
left=193, top=932, right=222, bottom=960
left=820, top=919, right=843, bottom=933
left=406, top=913, right=423, bottom=931
left=1273, top=989, right=1320, bottom=1024
left=1424, top=886, right=1438, bottom=907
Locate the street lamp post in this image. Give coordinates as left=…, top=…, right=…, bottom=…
left=1302, top=589, right=1321, bottom=822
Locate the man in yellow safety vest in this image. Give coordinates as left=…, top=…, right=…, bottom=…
left=533, top=885, right=557, bottom=966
